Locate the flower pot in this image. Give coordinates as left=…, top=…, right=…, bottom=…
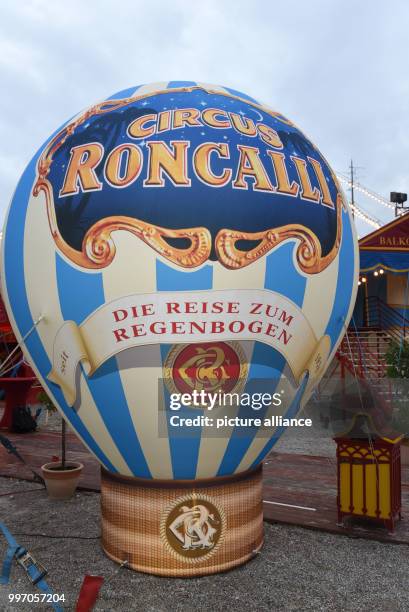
left=41, top=461, right=83, bottom=500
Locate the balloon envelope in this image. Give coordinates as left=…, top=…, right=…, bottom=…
left=1, top=81, right=358, bottom=479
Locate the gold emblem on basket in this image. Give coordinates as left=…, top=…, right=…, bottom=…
left=161, top=495, right=225, bottom=561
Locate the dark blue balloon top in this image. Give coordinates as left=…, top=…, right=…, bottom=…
left=47, top=86, right=339, bottom=259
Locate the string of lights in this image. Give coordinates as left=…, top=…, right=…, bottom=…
left=336, top=174, right=395, bottom=211
left=358, top=268, right=384, bottom=286
left=349, top=202, right=381, bottom=229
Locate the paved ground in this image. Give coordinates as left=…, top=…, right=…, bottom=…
left=274, top=416, right=335, bottom=456
left=1, top=477, right=408, bottom=612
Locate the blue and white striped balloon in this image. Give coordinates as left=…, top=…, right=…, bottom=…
left=1, top=82, right=358, bottom=480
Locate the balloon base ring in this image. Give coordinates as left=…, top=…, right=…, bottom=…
left=101, top=465, right=264, bottom=577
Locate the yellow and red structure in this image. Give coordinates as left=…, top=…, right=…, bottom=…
left=335, top=435, right=402, bottom=531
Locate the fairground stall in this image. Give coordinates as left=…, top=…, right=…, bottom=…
left=355, top=213, right=409, bottom=330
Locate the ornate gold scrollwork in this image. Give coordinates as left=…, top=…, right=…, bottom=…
left=35, top=169, right=342, bottom=271
left=34, top=176, right=211, bottom=269
left=215, top=193, right=343, bottom=273
left=83, top=217, right=211, bottom=269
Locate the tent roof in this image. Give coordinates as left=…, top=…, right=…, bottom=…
left=359, top=213, right=409, bottom=273
left=359, top=213, right=409, bottom=252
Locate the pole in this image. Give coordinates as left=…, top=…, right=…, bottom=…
left=364, top=281, right=369, bottom=327
left=61, top=418, right=66, bottom=469
left=350, top=159, right=355, bottom=220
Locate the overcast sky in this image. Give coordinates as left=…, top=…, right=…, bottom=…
left=1, top=0, right=408, bottom=237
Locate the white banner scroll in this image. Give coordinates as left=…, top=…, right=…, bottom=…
left=47, top=289, right=330, bottom=406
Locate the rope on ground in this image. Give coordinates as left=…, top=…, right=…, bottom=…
left=0, top=488, right=44, bottom=497
left=13, top=533, right=100, bottom=540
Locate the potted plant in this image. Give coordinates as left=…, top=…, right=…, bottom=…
left=38, top=391, right=83, bottom=499
left=386, top=340, right=409, bottom=464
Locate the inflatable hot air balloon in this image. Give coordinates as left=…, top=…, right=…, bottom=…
left=1, top=81, right=358, bottom=576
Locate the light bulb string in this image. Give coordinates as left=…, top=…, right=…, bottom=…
left=336, top=174, right=394, bottom=211
left=349, top=202, right=381, bottom=229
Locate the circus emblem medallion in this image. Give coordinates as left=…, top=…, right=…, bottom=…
left=161, top=495, right=225, bottom=561
left=163, top=341, right=248, bottom=397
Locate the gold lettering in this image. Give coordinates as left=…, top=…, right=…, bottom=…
left=128, top=114, right=157, bottom=139
left=157, top=110, right=171, bottom=133
left=257, top=124, right=283, bottom=148
left=194, top=142, right=232, bottom=187
left=229, top=112, right=257, bottom=136
left=233, top=146, right=274, bottom=191
left=201, top=108, right=230, bottom=129
left=308, top=157, right=334, bottom=208
left=144, top=141, right=191, bottom=186
left=267, top=151, right=299, bottom=197
left=291, top=156, right=320, bottom=202
left=59, top=143, right=103, bottom=196
left=104, top=144, right=143, bottom=187
left=173, top=108, right=201, bottom=129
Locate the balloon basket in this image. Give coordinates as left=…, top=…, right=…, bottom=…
left=101, top=465, right=263, bottom=577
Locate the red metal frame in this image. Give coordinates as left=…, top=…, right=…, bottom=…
left=335, top=328, right=394, bottom=435
left=0, top=313, right=41, bottom=430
